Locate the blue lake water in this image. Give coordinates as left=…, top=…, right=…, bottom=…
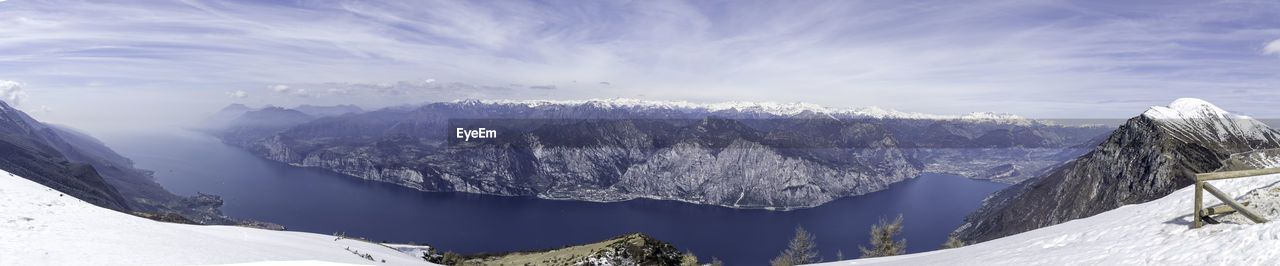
left=102, top=130, right=1009, bottom=265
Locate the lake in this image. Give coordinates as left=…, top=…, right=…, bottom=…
left=102, top=130, right=1009, bottom=265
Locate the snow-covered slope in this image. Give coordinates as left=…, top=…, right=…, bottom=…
left=824, top=170, right=1280, bottom=265
left=0, top=170, right=438, bottom=266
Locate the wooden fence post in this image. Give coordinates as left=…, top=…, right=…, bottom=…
left=1194, top=181, right=1203, bottom=228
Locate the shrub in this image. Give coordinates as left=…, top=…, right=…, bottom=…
left=440, top=251, right=464, bottom=266
left=680, top=251, right=700, bottom=266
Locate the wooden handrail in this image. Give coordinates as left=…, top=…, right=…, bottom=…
left=1192, top=167, right=1280, bottom=228
left=1196, top=167, right=1280, bottom=181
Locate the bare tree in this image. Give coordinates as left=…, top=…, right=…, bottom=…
left=771, top=225, right=819, bottom=266
left=860, top=214, right=906, bottom=258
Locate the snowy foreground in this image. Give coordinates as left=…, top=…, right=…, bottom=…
left=824, top=173, right=1280, bottom=265
left=0, top=170, right=438, bottom=266
left=11, top=155, right=1280, bottom=266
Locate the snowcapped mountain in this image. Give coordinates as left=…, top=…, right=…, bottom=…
left=0, top=169, right=439, bottom=266
left=824, top=169, right=1280, bottom=265
left=953, top=98, right=1280, bottom=243
left=1142, top=98, right=1280, bottom=152
left=465, top=98, right=1033, bottom=123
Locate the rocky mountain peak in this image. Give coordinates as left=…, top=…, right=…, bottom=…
left=1143, top=98, right=1236, bottom=120
left=1141, top=98, right=1280, bottom=153
left=954, top=97, right=1280, bottom=243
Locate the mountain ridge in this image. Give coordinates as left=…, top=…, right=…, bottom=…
left=457, top=98, right=1039, bottom=122
left=953, top=98, right=1280, bottom=243
left=211, top=100, right=1110, bottom=210
left=0, top=100, right=278, bottom=228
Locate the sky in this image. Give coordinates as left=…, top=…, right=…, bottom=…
left=2, top=0, right=1280, bottom=133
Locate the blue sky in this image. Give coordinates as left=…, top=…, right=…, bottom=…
left=2, top=0, right=1280, bottom=132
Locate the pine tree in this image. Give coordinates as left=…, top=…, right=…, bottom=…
left=940, top=236, right=966, bottom=249
left=860, top=214, right=906, bottom=258
left=771, top=225, right=819, bottom=266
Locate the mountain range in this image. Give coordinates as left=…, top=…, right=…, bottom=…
left=209, top=99, right=1111, bottom=209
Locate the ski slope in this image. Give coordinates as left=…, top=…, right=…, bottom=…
left=0, top=170, right=438, bottom=266
left=823, top=171, right=1280, bottom=265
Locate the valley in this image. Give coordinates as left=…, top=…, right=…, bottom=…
left=208, top=99, right=1110, bottom=210
left=103, top=130, right=1008, bottom=265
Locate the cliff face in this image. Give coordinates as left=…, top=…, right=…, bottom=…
left=233, top=116, right=921, bottom=209
left=213, top=100, right=1108, bottom=209
left=955, top=98, right=1280, bottom=243
left=0, top=101, right=131, bottom=211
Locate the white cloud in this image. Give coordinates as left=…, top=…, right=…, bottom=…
left=1265, top=39, right=1280, bottom=56
left=227, top=90, right=248, bottom=98
left=4, top=1, right=1280, bottom=119
left=0, top=80, right=27, bottom=106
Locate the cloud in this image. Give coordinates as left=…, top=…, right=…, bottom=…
left=269, top=85, right=290, bottom=93
left=266, top=84, right=307, bottom=97
left=0, top=80, right=27, bottom=106
left=599, top=82, right=610, bottom=86
left=529, top=85, right=556, bottom=90
left=227, top=89, right=248, bottom=98
left=233, top=80, right=523, bottom=107
left=1265, top=39, right=1280, bottom=56
left=326, top=87, right=350, bottom=95
left=4, top=1, right=1280, bottom=119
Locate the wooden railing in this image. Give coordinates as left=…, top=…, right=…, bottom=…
left=1191, top=168, right=1280, bottom=228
